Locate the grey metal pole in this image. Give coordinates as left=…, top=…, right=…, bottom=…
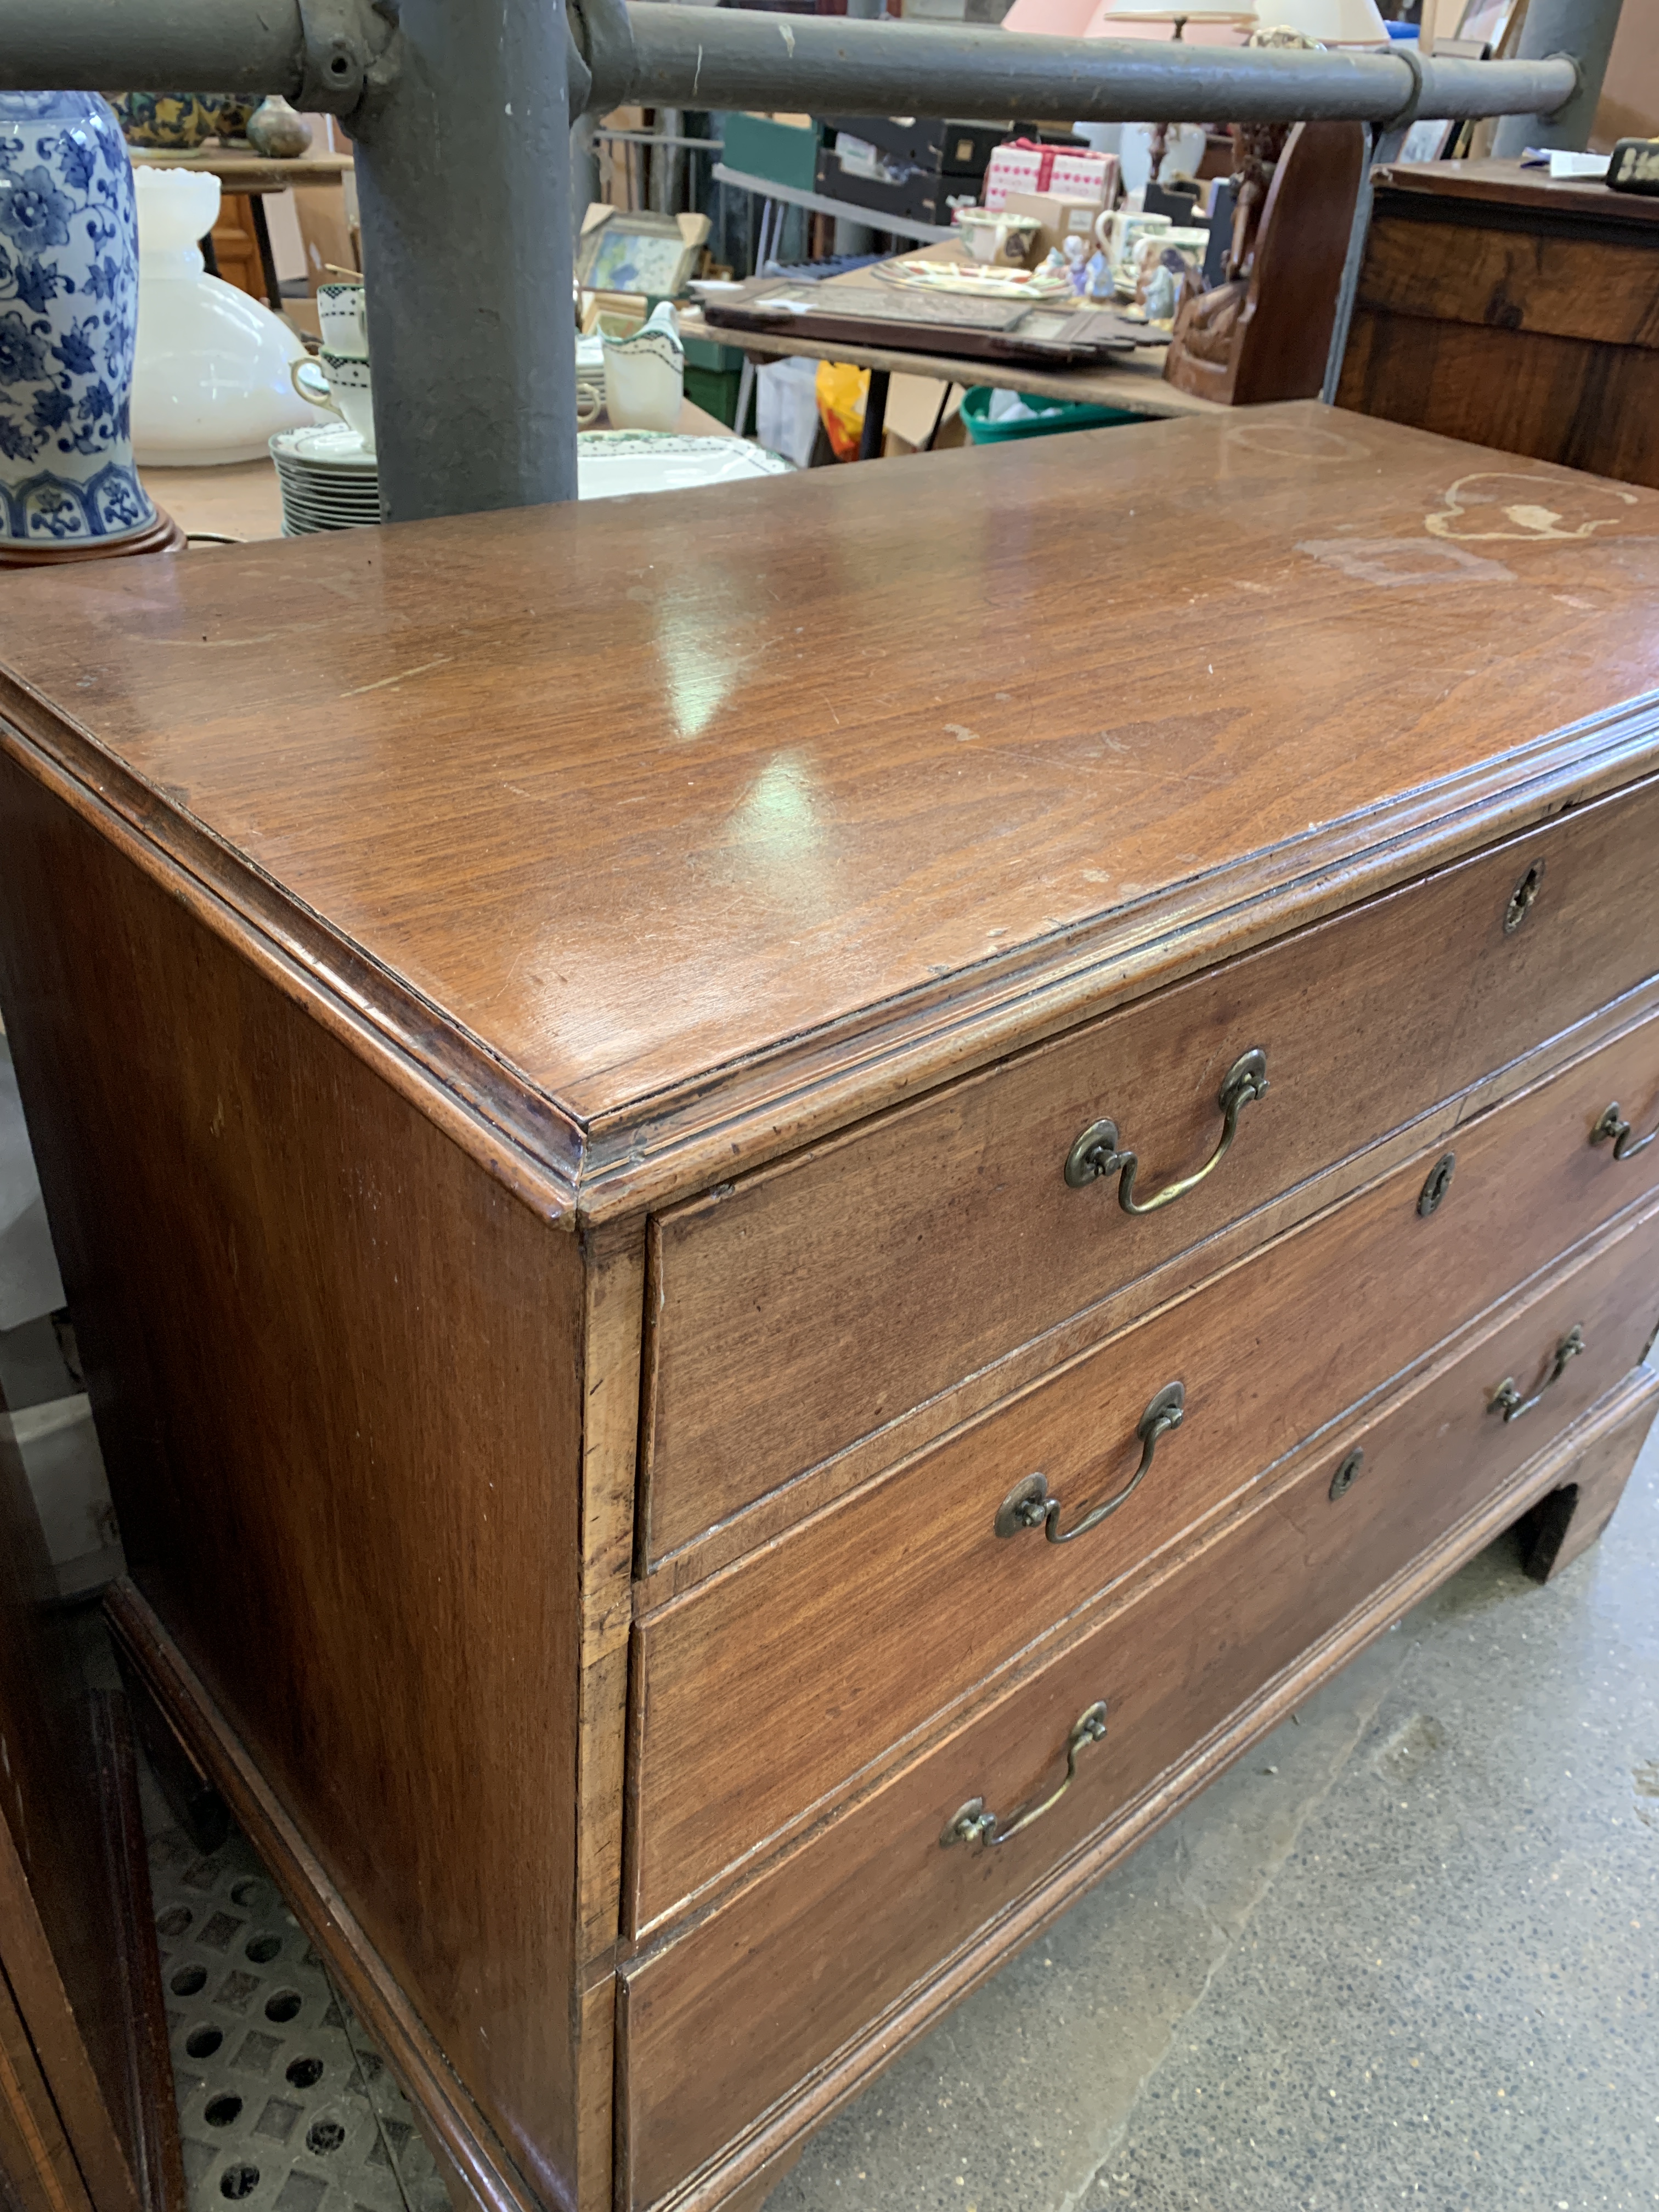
left=3, top=0, right=1581, bottom=128
left=604, top=9, right=1578, bottom=126
left=1492, top=0, right=1624, bottom=156
left=349, top=0, right=580, bottom=522
left=0, top=0, right=308, bottom=98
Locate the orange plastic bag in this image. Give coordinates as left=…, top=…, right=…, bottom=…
left=815, top=360, right=870, bottom=462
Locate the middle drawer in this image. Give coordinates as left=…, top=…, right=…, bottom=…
left=628, top=1001, right=1659, bottom=1933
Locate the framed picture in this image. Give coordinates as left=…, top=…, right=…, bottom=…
left=1456, top=0, right=1527, bottom=53
left=575, top=206, right=709, bottom=299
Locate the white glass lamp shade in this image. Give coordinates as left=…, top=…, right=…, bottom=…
left=131, top=167, right=328, bottom=465
left=1252, top=0, right=1390, bottom=37
left=1091, top=0, right=1257, bottom=20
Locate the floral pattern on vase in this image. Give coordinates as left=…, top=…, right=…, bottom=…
left=0, top=91, right=156, bottom=548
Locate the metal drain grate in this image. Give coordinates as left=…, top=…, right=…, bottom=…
left=146, top=1816, right=453, bottom=2212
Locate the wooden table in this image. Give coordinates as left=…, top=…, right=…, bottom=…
left=140, top=397, right=738, bottom=544
left=129, top=149, right=355, bottom=311
left=5, top=404, right=1659, bottom=2212
left=699, top=315, right=1221, bottom=416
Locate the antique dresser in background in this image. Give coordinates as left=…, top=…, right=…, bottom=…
left=2, top=403, right=1657, bottom=2212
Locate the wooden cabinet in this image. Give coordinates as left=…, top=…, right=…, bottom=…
left=1, top=402, right=1657, bottom=2212
left=1336, top=156, right=1659, bottom=488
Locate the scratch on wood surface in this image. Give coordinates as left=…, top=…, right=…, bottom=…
left=340, top=654, right=453, bottom=697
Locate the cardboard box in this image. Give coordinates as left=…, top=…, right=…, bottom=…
left=983, top=142, right=1116, bottom=211
left=1001, top=191, right=1109, bottom=259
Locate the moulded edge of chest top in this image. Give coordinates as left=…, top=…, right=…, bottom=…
left=5, top=673, right=1659, bottom=1229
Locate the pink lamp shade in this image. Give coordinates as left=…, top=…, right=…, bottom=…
left=1000, top=0, right=1101, bottom=35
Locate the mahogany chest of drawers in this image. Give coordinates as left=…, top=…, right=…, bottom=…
left=2, top=403, right=1658, bottom=2212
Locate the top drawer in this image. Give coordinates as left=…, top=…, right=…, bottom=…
left=644, top=776, right=1659, bottom=1562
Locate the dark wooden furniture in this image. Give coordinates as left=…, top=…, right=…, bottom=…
left=1164, top=119, right=1364, bottom=405
left=1, top=1428, right=183, bottom=2212
left=1336, top=155, right=1659, bottom=487
left=2, top=403, right=1658, bottom=2212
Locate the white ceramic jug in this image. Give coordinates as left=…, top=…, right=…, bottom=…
left=600, top=302, right=684, bottom=435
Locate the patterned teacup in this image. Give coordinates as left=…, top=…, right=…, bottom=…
left=291, top=349, right=376, bottom=452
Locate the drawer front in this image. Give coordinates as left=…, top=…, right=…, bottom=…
left=629, top=1005, right=1659, bottom=1931
left=645, top=777, right=1659, bottom=1562
left=622, top=1197, right=1659, bottom=2209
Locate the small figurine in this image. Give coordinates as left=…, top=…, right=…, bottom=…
left=1141, top=249, right=1188, bottom=324
left=1062, top=233, right=1091, bottom=297
left=1084, top=247, right=1114, bottom=301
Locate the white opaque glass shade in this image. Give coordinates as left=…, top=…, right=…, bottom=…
left=1092, top=0, right=1255, bottom=15
left=1247, top=0, right=1390, bottom=34
left=131, top=167, right=330, bottom=465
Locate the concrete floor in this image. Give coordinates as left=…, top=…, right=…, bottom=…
left=766, top=1437, right=1659, bottom=2212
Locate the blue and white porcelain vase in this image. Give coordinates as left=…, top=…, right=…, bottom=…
left=0, top=91, right=159, bottom=554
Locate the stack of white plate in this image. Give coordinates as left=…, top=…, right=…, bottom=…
left=269, top=422, right=381, bottom=534
left=269, top=425, right=793, bottom=534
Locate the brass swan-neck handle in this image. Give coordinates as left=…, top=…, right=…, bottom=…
left=994, top=1382, right=1186, bottom=1545
left=1065, top=1049, right=1269, bottom=1215
left=1592, top=1101, right=1659, bottom=1163
left=939, top=1703, right=1109, bottom=1850
left=1488, top=1325, right=1584, bottom=1424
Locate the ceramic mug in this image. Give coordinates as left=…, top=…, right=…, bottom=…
left=953, top=208, right=1041, bottom=267
left=291, top=349, right=376, bottom=452
left=315, top=281, right=369, bottom=357
left=1105, top=208, right=1171, bottom=274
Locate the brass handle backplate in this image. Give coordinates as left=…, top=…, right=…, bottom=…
left=1488, top=1325, right=1584, bottom=1424
left=939, top=1702, right=1109, bottom=1850
left=1592, top=1102, right=1659, bottom=1163
left=1065, top=1049, right=1269, bottom=1214
left=1503, top=859, right=1544, bottom=934
left=995, top=1381, right=1186, bottom=1544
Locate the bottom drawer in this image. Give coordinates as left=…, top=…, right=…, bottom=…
left=620, top=1194, right=1659, bottom=2209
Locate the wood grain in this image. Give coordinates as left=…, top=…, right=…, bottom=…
left=633, top=1356, right=1659, bottom=2212
left=644, top=777, right=1659, bottom=1558
left=0, top=768, right=588, bottom=2210
left=3, top=409, right=1659, bottom=1215
left=1338, top=170, right=1659, bottom=489
left=0, top=1963, right=94, bottom=2212
left=1339, top=310, right=1659, bottom=489
left=1376, top=156, right=1659, bottom=225
left=620, top=1196, right=1659, bottom=2207
left=0, top=1316, right=142, bottom=2212
left=630, top=1006, right=1659, bottom=1929
left=104, top=1586, right=541, bottom=2212
left=639, top=975, right=1659, bottom=1605
left=88, top=1692, right=187, bottom=2212
left=1354, top=213, right=1659, bottom=350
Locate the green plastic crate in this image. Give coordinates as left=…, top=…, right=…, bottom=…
left=684, top=362, right=742, bottom=428
left=961, top=386, right=1142, bottom=444
left=720, top=112, right=822, bottom=194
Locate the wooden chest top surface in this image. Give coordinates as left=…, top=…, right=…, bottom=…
left=3, top=403, right=1658, bottom=1206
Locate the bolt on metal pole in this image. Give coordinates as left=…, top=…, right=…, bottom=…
left=1491, top=0, right=1624, bottom=155
left=349, top=0, right=580, bottom=523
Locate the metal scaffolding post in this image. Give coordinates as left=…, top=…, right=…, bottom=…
left=1492, top=0, right=1626, bottom=156
left=350, top=0, right=579, bottom=524
left=0, top=0, right=1622, bottom=524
